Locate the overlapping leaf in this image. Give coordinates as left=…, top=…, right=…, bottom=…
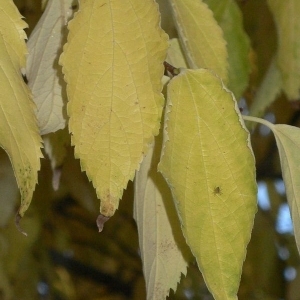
left=26, top=0, right=76, bottom=135
left=169, top=0, right=228, bottom=82
left=60, top=0, right=168, bottom=217
left=134, top=135, right=191, bottom=300
left=249, top=58, right=282, bottom=120
left=267, top=0, right=300, bottom=100
left=159, top=69, right=257, bottom=299
left=204, top=0, right=251, bottom=99
left=0, top=0, right=43, bottom=217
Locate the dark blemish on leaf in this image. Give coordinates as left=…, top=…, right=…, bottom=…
left=213, top=186, right=222, bottom=196
left=15, top=212, right=28, bottom=236
left=96, top=214, right=110, bottom=232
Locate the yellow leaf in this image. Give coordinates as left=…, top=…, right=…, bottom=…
left=169, top=0, right=228, bottom=82
left=267, top=0, right=300, bottom=99
left=26, top=0, right=75, bottom=135
left=134, top=134, right=191, bottom=300
left=0, top=0, right=43, bottom=217
left=158, top=69, right=257, bottom=300
left=60, top=0, right=168, bottom=217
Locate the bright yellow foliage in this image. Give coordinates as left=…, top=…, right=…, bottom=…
left=0, top=0, right=43, bottom=218
left=60, top=0, right=168, bottom=217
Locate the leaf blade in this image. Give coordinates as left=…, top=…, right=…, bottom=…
left=269, top=124, right=300, bottom=255
left=267, top=0, right=300, bottom=99
left=204, top=0, right=251, bottom=99
left=26, top=0, right=74, bottom=135
left=134, top=135, right=191, bottom=300
left=0, top=0, right=43, bottom=217
left=158, top=69, right=257, bottom=300
left=60, top=0, right=168, bottom=216
left=169, top=0, right=228, bottom=82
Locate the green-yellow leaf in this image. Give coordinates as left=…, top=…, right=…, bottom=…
left=60, top=0, right=168, bottom=217
left=244, top=116, right=300, bottom=256
left=0, top=0, right=43, bottom=217
left=134, top=134, right=191, bottom=300
left=169, top=0, right=228, bottom=82
left=204, top=0, right=251, bottom=99
left=267, top=0, right=300, bottom=100
left=268, top=125, right=300, bottom=253
left=26, top=0, right=75, bottom=135
left=158, top=69, right=257, bottom=300
left=249, top=58, right=282, bottom=120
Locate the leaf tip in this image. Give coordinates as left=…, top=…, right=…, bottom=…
left=15, top=212, right=28, bottom=237
left=96, top=214, right=110, bottom=232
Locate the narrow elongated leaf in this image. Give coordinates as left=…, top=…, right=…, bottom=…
left=204, top=0, right=251, bottom=99
left=0, top=1, right=43, bottom=217
left=249, top=58, right=282, bottom=119
left=169, top=0, right=228, bottom=82
left=244, top=116, right=300, bottom=256
left=134, top=134, right=191, bottom=300
left=158, top=69, right=257, bottom=300
left=267, top=0, right=300, bottom=100
left=26, top=0, right=75, bottom=135
left=60, top=0, right=168, bottom=217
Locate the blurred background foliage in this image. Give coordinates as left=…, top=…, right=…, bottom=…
left=0, top=0, right=299, bottom=299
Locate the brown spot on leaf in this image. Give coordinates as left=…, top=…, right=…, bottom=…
left=96, top=214, right=110, bottom=232
left=100, top=191, right=117, bottom=217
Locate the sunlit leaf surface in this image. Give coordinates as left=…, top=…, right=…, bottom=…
left=60, top=0, right=168, bottom=216
left=159, top=69, right=257, bottom=300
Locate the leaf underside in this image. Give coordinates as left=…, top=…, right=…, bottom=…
left=270, top=124, right=300, bottom=255
left=134, top=134, right=191, bottom=300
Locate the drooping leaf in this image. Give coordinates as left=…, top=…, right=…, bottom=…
left=204, top=0, right=251, bottom=99
left=26, top=0, right=76, bottom=135
left=249, top=58, right=282, bottom=120
left=158, top=69, right=257, bottom=300
left=169, top=0, right=228, bottom=82
left=244, top=116, right=300, bottom=256
left=0, top=0, right=43, bottom=217
left=60, top=0, right=168, bottom=217
left=267, top=0, right=300, bottom=100
left=134, top=134, right=191, bottom=300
